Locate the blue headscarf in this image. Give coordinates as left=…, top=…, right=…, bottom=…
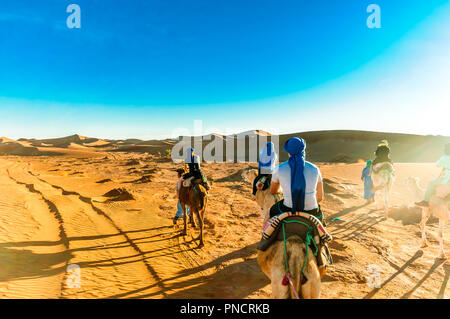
left=185, top=147, right=195, bottom=164
left=284, top=137, right=306, bottom=213
left=259, top=142, right=277, bottom=173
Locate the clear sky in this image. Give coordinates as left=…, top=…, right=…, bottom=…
left=0, top=0, right=449, bottom=139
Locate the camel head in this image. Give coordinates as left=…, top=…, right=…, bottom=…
left=404, top=176, right=426, bottom=201
left=242, top=168, right=258, bottom=184
left=405, top=176, right=422, bottom=191
left=176, top=167, right=187, bottom=177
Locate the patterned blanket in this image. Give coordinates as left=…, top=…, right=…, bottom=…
left=373, top=162, right=395, bottom=174
left=257, top=212, right=332, bottom=251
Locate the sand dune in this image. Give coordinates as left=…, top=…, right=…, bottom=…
left=0, top=137, right=41, bottom=156
left=0, top=137, right=18, bottom=144
left=7, top=130, right=449, bottom=163
left=0, top=130, right=448, bottom=299
left=26, top=134, right=90, bottom=147
left=0, top=148, right=448, bottom=299
left=172, top=130, right=450, bottom=163
left=83, top=140, right=111, bottom=147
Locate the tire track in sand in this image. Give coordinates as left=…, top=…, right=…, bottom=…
left=28, top=170, right=169, bottom=289
left=7, top=171, right=69, bottom=248
left=26, top=169, right=212, bottom=299
left=7, top=164, right=167, bottom=298
left=0, top=161, right=68, bottom=298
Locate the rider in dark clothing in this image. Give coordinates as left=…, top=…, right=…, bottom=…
left=372, top=143, right=392, bottom=166
left=180, top=147, right=210, bottom=192
left=183, top=161, right=203, bottom=180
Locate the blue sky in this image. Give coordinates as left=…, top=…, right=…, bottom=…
left=0, top=0, right=449, bottom=139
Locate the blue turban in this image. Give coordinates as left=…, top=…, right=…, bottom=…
left=284, top=137, right=306, bottom=213
left=185, top=147, right=195, bottom=164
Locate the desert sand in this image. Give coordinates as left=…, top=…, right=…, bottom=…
left=0, top=133, right=448, bottom=299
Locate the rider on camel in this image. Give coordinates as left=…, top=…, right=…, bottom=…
left=371, top=140, right=395, bottom=193
left=268, top=137, right=329, bottom=276
left=416, top=143, right=450, bottom=207
left=373, top=140, right=393, bottom=166
left=252, top=142, right=278, bottom=200
left=177, top=147, right=210, bottom=199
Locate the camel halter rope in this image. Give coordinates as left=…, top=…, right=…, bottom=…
left=273, top=192, right=283, bottom=203
left=281, top=219, right=319, bottom=299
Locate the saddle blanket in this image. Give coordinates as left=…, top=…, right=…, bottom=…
left=257, top=212, right=332, bottom=252
left=435, top=184, right=450, bottom=199
left=183, top=177, right=204, bottom=187
left=183, top=177, right=195, bottom=187
left=373, top=162, right=394, bottom=174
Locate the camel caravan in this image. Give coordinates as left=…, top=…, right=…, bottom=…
left=175, top=147, right=211, bottom=248
left=172, top=138, right=450, bottom=298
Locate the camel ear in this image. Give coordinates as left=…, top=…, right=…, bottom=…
left=248, top=169, right=258, bottom=181
left=242, top=169, right=256, bottom=183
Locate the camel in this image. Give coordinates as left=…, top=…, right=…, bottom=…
left=257, top=236, right=321, bottom=299
left=246, top=169, right=323, bottom=298
left=178, top=169, right=208, bottom=248
left=243, top=169, right=282, bottom=224
left=406, top=176, right=449, bottom=261
left=371, top=163, right=395, bottom=217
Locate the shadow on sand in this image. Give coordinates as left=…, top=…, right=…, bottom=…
left=0, top=247, right=72, bottom=283
left=364, top=250, right=424, bottom=299
left=106, top=242, right=267, bottom=299
left=401, top=258, right=447, bottom=299
left=0, top=226, right=173, bottom=284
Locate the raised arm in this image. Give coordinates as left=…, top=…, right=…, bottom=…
left=270, top=167, right=281, bottom=195
left=316, top=180, right=323, bottom=203
left=270, top=181, right=281, bottom=195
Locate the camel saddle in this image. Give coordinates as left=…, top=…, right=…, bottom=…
left=183, top=176, right=201, bottom=187
left=183, top=176, right=209, bottom=194
left=435, top=184, right=450, bottom=200
left=257, top=212, right=332, bottom=252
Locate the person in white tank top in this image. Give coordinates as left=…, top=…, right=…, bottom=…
left=267, top=137, right=329, bottom=277
left=272, top=161, right=323, bottom=211
left=269, top=137, right=324, bottom=217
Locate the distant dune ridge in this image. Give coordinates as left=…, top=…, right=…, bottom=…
left=2, top=130, right=449, bottom=163
left=280, top=130, right=450, bottom=163
left=172, top=130, right=450, bottom=163
left=0, top=137, right=40, bottom=156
